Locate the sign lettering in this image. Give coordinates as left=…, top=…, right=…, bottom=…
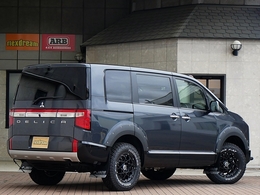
left=42, top=34, right=75, bottom=51
left=6, top=34, right=39, bottom=50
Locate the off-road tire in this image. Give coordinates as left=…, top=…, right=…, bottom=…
left=102, top=142, right=141, bottom=191
left=142, top=168, right=176, bottom=180
left=206, top=143, right=246, bottom=184
left=29, top=168, right=65, bottom=185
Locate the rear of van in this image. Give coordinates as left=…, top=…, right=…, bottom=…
left=8, top=63, right=144, bottom=191
left=7, top=63, right=101, bottom=171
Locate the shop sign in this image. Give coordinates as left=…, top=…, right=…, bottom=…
left=6, top=34, right=39, bottom=50
left=42, top=34, right=75, bottom=51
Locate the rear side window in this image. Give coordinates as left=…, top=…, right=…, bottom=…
left=105, top=70, right=132, bottom=103
left=136, top=74, right=173, bottom=106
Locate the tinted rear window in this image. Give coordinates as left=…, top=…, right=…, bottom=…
left=105, top=70, right=132, bottom=103
left=15, top=66, right=88, bottom=105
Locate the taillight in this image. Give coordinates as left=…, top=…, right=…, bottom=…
left=72, top=139, right=78, bottom=152
left=75, top=109, right=91, bottom=130
left=9, top=138, right=12, bottom=150
left=9, top=108, right=91, bottom=130
left=9, top=109, right=14, bottom=126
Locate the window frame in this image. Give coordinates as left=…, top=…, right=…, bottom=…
left=104, top=70, right=132, bottom=103
left=175, top=78, right=208, bottom=110
left=132, top=72, right=176, bottom=107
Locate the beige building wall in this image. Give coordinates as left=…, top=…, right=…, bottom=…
left=86, top=38, right=260, bottom=167
left=86, top=39, right=178, bottom=72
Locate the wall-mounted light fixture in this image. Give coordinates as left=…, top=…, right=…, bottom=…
left=74, top=52, right=84, bottom=63
left=231, top=40, right=242, bottom=56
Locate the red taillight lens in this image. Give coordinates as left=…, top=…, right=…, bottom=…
left=9, top=108, right=26, bottom=126
left=72, top=139, right=78, bottom=152
left=75, top=109, right=91, bottom=130
left=9, top=138, right=12, bottom=150
left=9, top=109, right=14, bottom=126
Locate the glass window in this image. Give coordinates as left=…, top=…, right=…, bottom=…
left=136, top=74, right=173, bottom=106
left=6, top=71, right=21, bottom=127
left=8, top=73, right=21, bottom=109
left=15, top=74, right=80, bottom=107
left=105, top=70, right=132, bottom=103
left=176, top=79, right=207, bottom=110
left=22, top=66, right=88, bottom=100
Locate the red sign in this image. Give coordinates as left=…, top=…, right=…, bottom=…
left=42, top=34, right=75, bottom=51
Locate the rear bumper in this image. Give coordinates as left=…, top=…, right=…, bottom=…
left=77, top=141, right=109, bottom=163
left=9, top=150, right=80, bottom=162
left=8, top=141, right=110, bottom=164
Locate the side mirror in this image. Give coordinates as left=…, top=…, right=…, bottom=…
left=210, top=101, right=220, bottom=112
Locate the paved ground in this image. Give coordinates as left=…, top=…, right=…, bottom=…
left=0, top=165, right=260, bottom=195
left=1, top=160, right=260, bottom=194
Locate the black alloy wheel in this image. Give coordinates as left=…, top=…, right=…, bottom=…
left=102, top=142, right=141, bottom=191
left=206, top=142, right=246, bottom=184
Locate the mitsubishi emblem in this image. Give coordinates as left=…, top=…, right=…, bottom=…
left=40, top=102, right=45, bottom=108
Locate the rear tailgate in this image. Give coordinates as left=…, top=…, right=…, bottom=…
left=9, top=108, right=90, bottom=151
left=8, top=64, right=90, bottom=156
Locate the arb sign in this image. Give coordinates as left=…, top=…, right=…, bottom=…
left=42, top=34, right=75, bottom=51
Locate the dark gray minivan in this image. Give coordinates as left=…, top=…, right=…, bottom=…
left=8, top=63, right=252, bottom=191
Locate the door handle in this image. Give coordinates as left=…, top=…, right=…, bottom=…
left=170, top=113, right=180, bottom=121
left=182, top=115, right=191, bottom=121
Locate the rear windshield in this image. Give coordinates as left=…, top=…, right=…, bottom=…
left=15, top=66, right=88, bottom=105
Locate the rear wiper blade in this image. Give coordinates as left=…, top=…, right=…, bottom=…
left=32, top=96, right=63, bottom=105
